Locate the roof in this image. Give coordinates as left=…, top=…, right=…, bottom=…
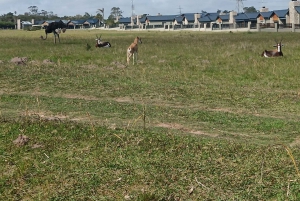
left=182, top=13, right=195, bottom=22
left=86, top=19, right=98, bottom=24
left=234, top=13, right=249, bottom=22
left=118, top=17, right=131, bottom=23
left=273, top=9, right=288, bottom=19
left=175, top=16, right=183, bottom=23
left=218, top=14, right=230, bottom=21
left=61, top=20, right=70, bottom=24
left=198, top=13, right=219, bottom=23
left=46, top=20, right=56, bottom=23
left=198, top=15, right=212, bottom=23
left=21, top=21, right=32, bottom=25
left=295, top=6, right=300, bottom=14
left=68, top=19, right=86, bottom=25
left=245, top=12, right=260, bottom=20
left=139, top=16, right=146, bottom=23
left=146, top=15, right=178, bottom=22
left=260, top=11, right=274, bottom=18
left=34, top=20, right=45, bottom=25
left=205, top=13, right=219, bottom=20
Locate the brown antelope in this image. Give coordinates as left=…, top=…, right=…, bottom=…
left=127, top=36, right=142, bottom=65
left=261, top=40, right=283, bottom=57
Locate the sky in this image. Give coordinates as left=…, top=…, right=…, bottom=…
left=0, top=0, right=291, bottom=18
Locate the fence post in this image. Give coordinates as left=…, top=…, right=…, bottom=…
left=247, top=22, right=251, bottom=31
left=257, top=23, right=261, bottom=32
left=275, top=23, right=278, bottom=32
left=292, top=23, right=295, bottom=32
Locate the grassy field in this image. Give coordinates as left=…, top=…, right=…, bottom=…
left=0, top=29, right=300, bottom=200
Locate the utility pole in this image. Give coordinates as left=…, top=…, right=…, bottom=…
left=131, top=0, right=135, bottom=17
left=178, top=5, right=183, bottom=14
left=235, top=0, right=246, bottom=13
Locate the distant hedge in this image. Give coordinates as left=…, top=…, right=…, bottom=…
left=0, top=21, right=15, bottom=29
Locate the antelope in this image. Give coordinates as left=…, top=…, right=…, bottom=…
left=95, top=35, right=111, bottom=48
left=41, top=21, right=67, bottom=44
left=261, top=40, right=283, bottom=57
left=127, top=36, right=142, bottom=65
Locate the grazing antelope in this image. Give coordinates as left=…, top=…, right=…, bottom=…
left=41, top=21, right=67, bottom=44
left=95, top=35, right=111, bottom=48
left=261, top=40, right=283, bottom=57
left=127, top=36, right=142, bottom=65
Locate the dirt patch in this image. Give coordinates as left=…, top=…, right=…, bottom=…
left=156, top=123, right=218, bottom=137
left=115, top=97, right=133, bottom=103
left=22, top=110, right=69, bottom=121
left=31, top=144, right=44, bottom=149
left=111, top=61, right=126, bottom=69
left=290, top=137, right=300, bottom=147
left=81, top=64, right=98, bottom=69
left=11, top=57, right=28, bottom=65
left=13, top=135, right=30, bottom=146
left=63, top=94, right=99, bottom=101
left=43, top=59, right=55, bottom=65
left=210, top=107, right=234, bottom=113
left=157, top=123, right=184, bottom=130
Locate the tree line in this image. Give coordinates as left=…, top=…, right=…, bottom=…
left=0, top=6, right=124, bottom=28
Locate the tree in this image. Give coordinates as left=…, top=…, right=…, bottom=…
left=96, top=8, right=104, bottom=26
left=28, top=6, right=38, bottom=15
left=1, top=12, right=15, bottom=22
left=110, top=7, right=123, bottom=20
left=41, top=10, right=48, bottom=17
left=83, top=12, right=92, bottom=19
left=243, top=6, right=258, bottom=13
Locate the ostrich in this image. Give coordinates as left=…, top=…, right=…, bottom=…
left=41, top=21, right=67, bottom=44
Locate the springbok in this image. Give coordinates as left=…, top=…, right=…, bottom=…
left=261, top=40, right=283, bottom=57
left=95, top=35, right=111, bottom=48
left=41, top=21, right=67, bottom=44
left=127, top=36, right=142, bottom=65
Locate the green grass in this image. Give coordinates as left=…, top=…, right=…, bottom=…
left=0, top=29, right=300, bottom=200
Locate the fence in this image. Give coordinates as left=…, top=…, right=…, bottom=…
left=107, top=22, right=300, bottom=32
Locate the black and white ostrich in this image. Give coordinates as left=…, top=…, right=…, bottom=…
left=40, top=21, right=67, bottom=44
left=95, top=35, right=111, bottom=48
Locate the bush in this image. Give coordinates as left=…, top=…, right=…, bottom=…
left=0, top=21, right=15, bottom=29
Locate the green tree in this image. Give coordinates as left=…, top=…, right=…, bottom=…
left=28, top=6, right=38, bottom=15
left=3, top=12, right=15, bottom=22
left=110, top=7, right=123, bottom=20
left=83, top=12, right=92, bottom=19
left=243, top=6, right=258, bottom=13
left=96, top=8, right=104, bottom=26
left=40, top=10, right=48, bottom=18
